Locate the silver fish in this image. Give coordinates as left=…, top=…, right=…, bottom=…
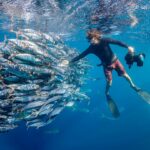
left=0, top=125, right=17, bottom=133
left=37, top=96, right=61, bottom=115
left=12, top=54, right=42, bottom=65
left=9, top=84, right=40, bottom=92
left=4, top=76, right=20, bottom=83
left=50, top=107, right=64, bottom=118
left=8, top=39, right=49, bottom=57
left=37, top=105, right=54, bottom=116
left=23, top=101, right=45, bottom=110
left=18, top=63, right=53, bottom=76
left=27, top=121, right=48, bottom=129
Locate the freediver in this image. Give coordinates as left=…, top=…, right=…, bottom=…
left=62, top=29, right=144, bottom=118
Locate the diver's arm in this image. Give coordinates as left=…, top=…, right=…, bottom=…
left=70, top=47, right=91, bottom=63
left=104, top=38, right=134, bottom=53
left=105, top=38, right=129, bottom=48
left=60, top=48, right=91, bottom=67
left=60, top=46, right=91, bottom=67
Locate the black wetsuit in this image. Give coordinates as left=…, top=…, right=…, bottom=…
left=71, top=38, right=128, bottom=66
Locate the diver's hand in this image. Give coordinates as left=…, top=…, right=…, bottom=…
left=128, top=46, right=135, bottom=53
left=62, top=60, right=69, bottom=65
left=59, top=60, right=69, bottom=67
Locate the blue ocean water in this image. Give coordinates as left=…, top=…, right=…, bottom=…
left=0, top=1, right=150, bottom=150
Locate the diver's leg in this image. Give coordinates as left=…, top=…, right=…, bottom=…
left=105, top=79, right=112, bottom=96
left=114, top=59, right=140, bottom=92
left=122, top=73, right=140, bottom=92
left=123, top=73, right=150, bottom=104
left=103, top=66, right=113, bottom=96
left=104, top=67, right=120, bottom=118
left=115, top=59, right=150, bottom=104
left=123, top=73, right=134, bottom=87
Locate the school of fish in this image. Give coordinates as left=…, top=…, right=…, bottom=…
left=0, top=29, right=89, bottom=132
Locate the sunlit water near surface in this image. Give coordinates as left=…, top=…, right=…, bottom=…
left=0, top=0, right=150, bottom=150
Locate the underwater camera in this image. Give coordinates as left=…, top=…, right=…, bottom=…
left=125, top=52, right=145, bottom=68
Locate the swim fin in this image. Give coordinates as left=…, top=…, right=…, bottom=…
left=106, top=95, right=120, bottom=118
left=137, top=90, right=150, bottom=104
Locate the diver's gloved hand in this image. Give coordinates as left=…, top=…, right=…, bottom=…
left=128, top=46, right=135, bottom=53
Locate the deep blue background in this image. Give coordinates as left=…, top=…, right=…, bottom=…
left=0, top=27, right=150, bottom=150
